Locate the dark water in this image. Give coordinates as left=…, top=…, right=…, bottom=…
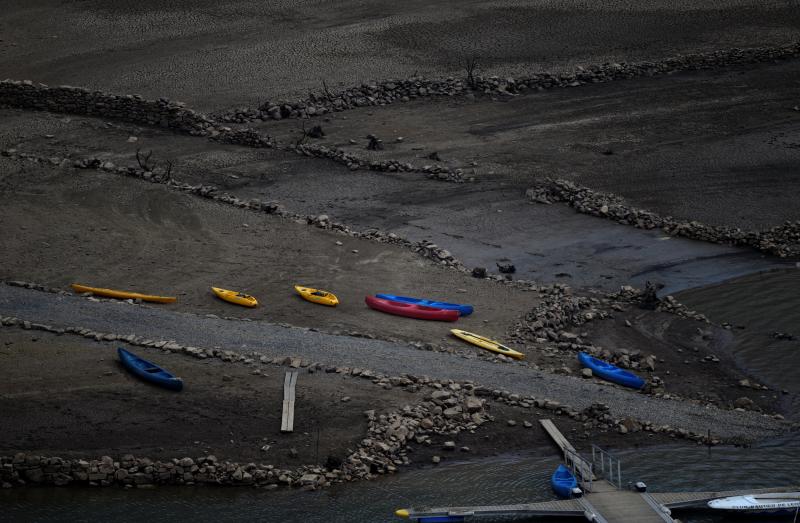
left=678, top=268, right=800, bottom=414
left=3, top=433, right=800, bottom=523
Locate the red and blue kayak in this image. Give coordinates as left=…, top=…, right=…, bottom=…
left=578, top=352, right=645, bottom=389
left=118, top=347, right=183, bottom=391
left=375, top=294, right=473, bottom=316
left=365, top=295, right=459, bottom=322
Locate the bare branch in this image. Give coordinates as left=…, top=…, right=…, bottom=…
left=322, top=80, right=333, bottom=102
left=464, top=56, right=479, bottom=89
left=135, top=147, right=154, bottom=171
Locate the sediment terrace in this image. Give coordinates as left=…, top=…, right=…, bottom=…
left=0, top=285, right=788, bottom=440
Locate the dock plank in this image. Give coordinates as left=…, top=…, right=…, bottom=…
left=583, top=490, right=672, bottom=522
left=400, top=499, right=584, bottom=519
left=280, top=370, right=298, bottom=432
left=540, top=419, right=596, bottom=481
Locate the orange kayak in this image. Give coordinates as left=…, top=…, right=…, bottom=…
left=70, top=283, right=176, bottom=303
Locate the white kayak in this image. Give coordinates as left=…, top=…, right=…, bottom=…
left=708, top=492, right=800, bottom=514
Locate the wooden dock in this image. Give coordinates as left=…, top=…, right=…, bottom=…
left=580, top=485, right=673, bottom=522
left=540, top=419, right=596, bottom=481
left=394, top=419, right=799, bottom=522
left=280, top=370, right=298, bottom=433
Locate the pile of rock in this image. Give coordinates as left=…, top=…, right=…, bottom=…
left=588, top=347, right=658, bottom=373
left=0, top=453, right=328, bottom=490
left=607, top=285, right=709, bottom=323
left=216, top=43, right=800, bottom=123
left=213, top=127, right=275, bottom=148
left=219, top=77, right=474, bottom=123
left=513, top=283, right=608, bottom=343
left=4, top=280, right=66, bottom=295
left=344, top=383, right=490, bottom=477
left=527, top=178, right=800, bottom=258
left=286, top=142, right=466, bottom=182
left=0, top=80, right=215, bottom=136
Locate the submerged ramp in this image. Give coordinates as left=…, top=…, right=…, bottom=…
left=395, top=499, right=584, bottom=520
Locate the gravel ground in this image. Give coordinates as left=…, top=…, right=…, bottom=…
left=0, top=285, right=788, bottom=440
left=2, top=0, right=799, bottom=110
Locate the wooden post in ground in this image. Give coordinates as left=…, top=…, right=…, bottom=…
left=281, top=370, right=298, bottom=433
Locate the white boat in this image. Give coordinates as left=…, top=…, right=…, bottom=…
left=708, top=492, right=800, bottom=514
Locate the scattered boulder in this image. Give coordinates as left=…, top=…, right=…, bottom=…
left=471, top=267, right=487, bottom=278
left=496, top=261, right=516, bottom=274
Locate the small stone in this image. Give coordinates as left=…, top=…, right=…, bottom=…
left=507, top=420, right=517, bottom=427
left=496, top=261, right=515, bottom=274
left=431, top=456, right=441, bottom=464
left=471, top=267, right=487, bottom=278
left=581, top=368, right=593, bottom=378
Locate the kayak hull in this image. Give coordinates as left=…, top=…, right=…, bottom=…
left=295, top=285, right=339, bottom=306
left=578, top=352, right=645, bottom=389
left=71, top=283, right=176, bottom=303
left=551, top=464, right=578, bottom=499
left=376, top=294, right=473, bottom=316
left=451, top=329, right=524, bottom=359
left=708, top=493, right=800, bottom=514
left=211, top=286, right=258, bottom=307
left=118, top=347, right=183, bottom=391
left=365, top=296, right=459, bottom=322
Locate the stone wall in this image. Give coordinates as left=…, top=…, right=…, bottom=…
left=527, top=178, right=800, bottom=258
left=218, top=42, right=800, bottom=123
left=0, top=80, right=216, bottom=136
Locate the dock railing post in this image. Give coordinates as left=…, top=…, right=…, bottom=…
left=589, top=444, right=623, bottom=489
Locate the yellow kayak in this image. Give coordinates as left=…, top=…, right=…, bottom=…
left=70, top=283, right=176, bottom=303
left=211, top=286, right=258, bottom=308
left=450, top=329, right=525, bottom=360
left=294, top=285, right=339, bottom=307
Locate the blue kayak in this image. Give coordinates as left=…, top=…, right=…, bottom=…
left=578, top=352, right=645, bottom=390
left=375, top=294, right=473, bottom=316
left=551, top=464, right=578, bottom=499
left=118, top=347, right=183, bottom=391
